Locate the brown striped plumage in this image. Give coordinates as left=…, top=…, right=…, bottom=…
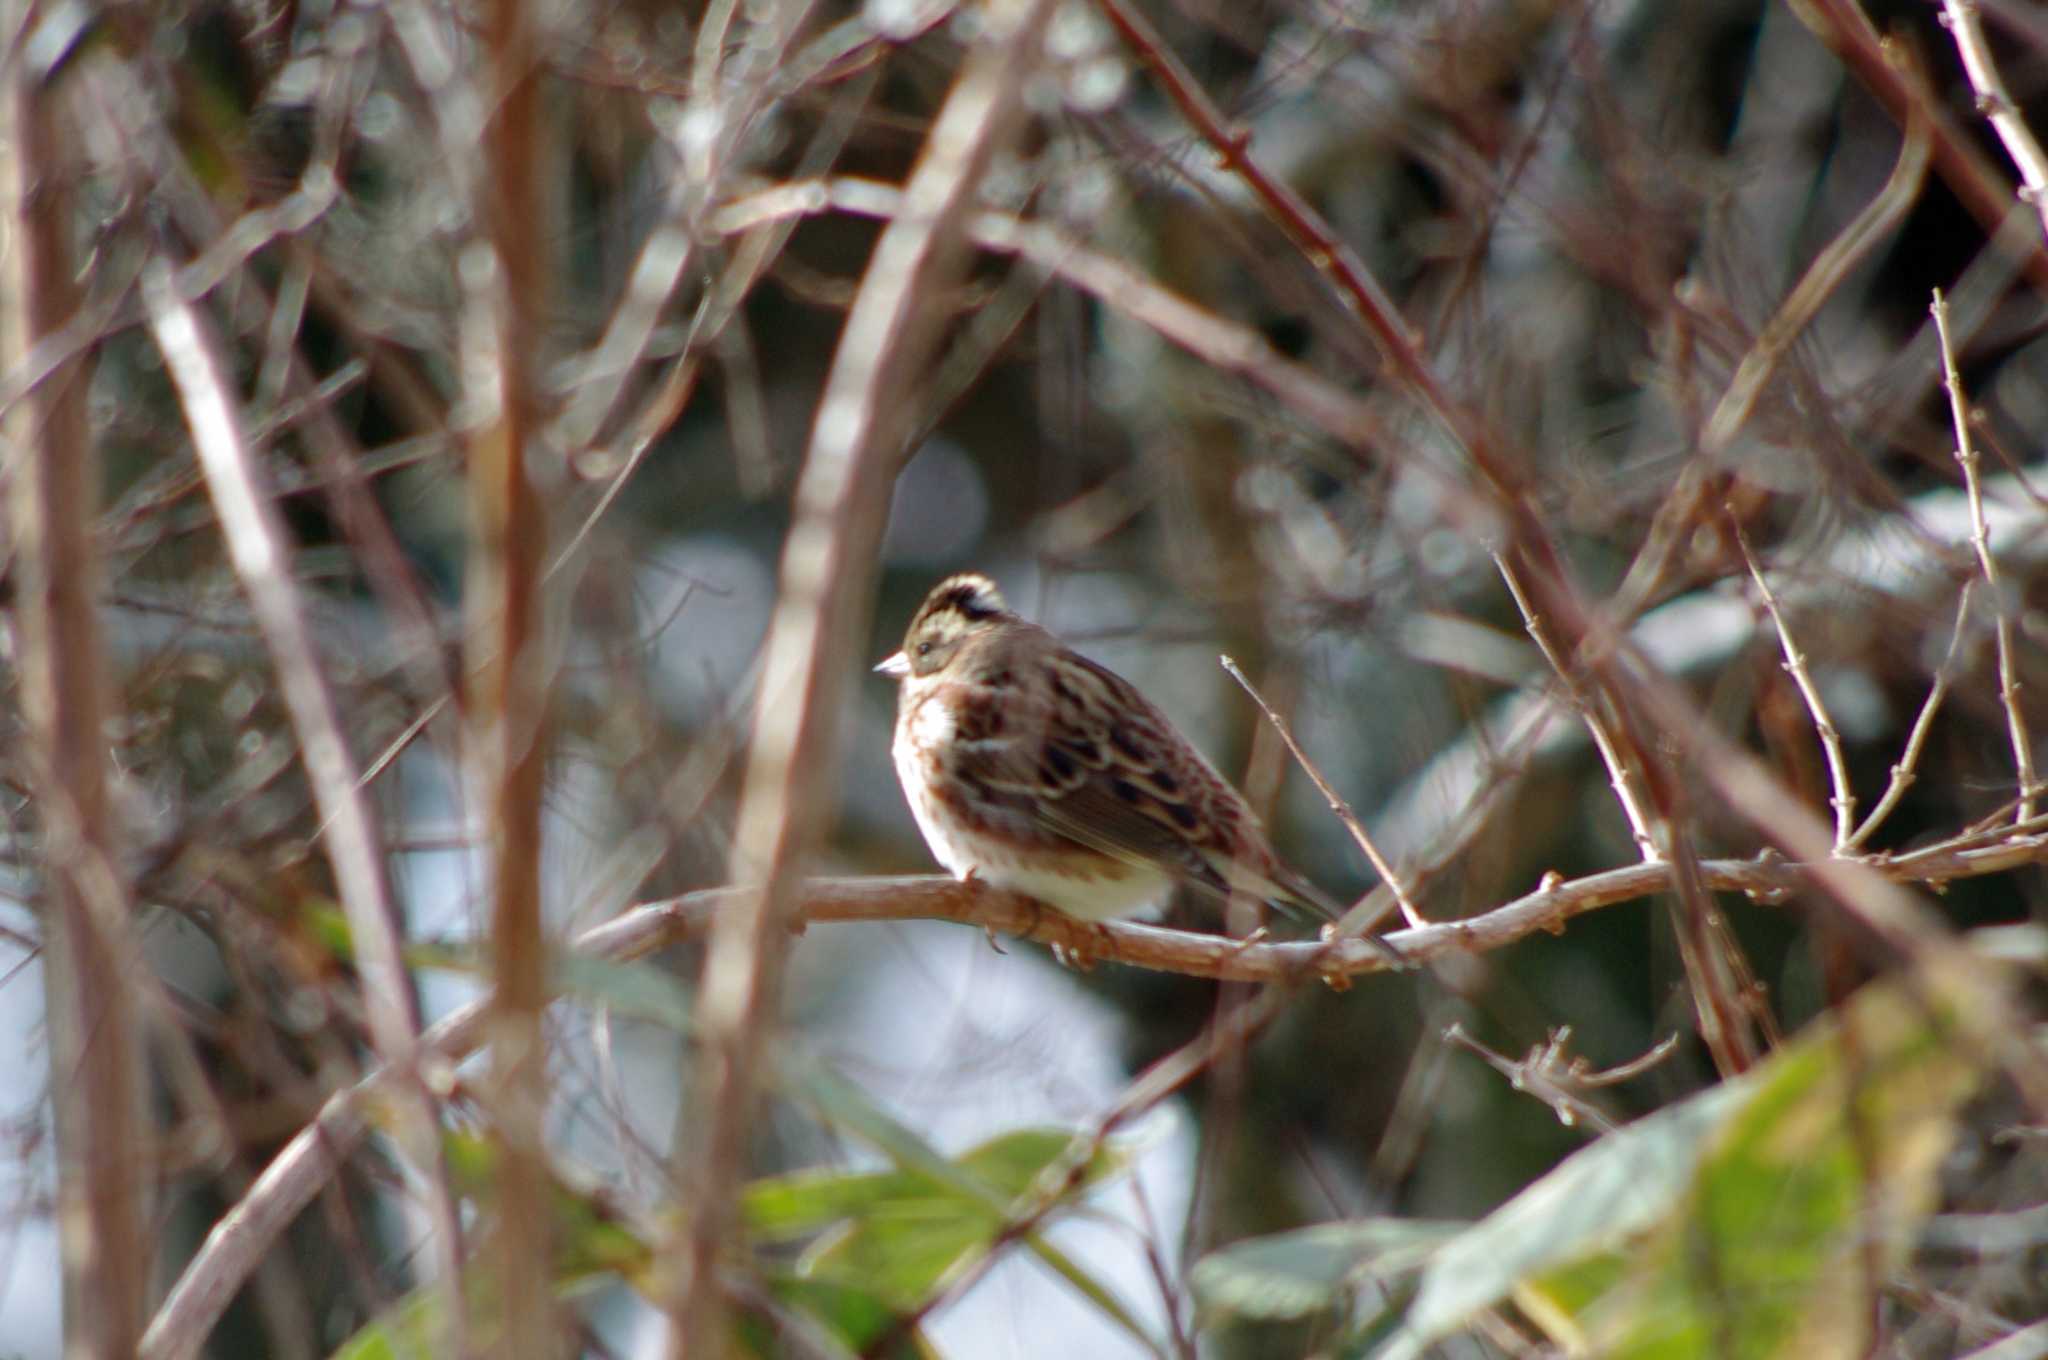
left=874, top=573, right=1346, bottom=924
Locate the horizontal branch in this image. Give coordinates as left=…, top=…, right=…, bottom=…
left=146, top=824, right=2043, bottom=1356
left=586, top=833, right=2043, bottom=982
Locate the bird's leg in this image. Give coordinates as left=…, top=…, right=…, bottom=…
left=958, top=868, right=1009, bottom=952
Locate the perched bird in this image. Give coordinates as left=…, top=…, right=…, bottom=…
left=874, top=572, right=1351, bottom=926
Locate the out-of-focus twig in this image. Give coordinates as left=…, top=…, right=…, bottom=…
left=1933, top=288, right=2038, bottom=822
left=551, top=0, right=816, bottom=455
left=1793, top=0, right=2048, bottom=295
left=552, top=50, right=871, bottom=574
left=665, top=1, right=1060, bottom=1354
left=140, top=264, right=466, bottom=1360
left=466, top=0, right=553, bottom=1351
left=1700, top=115, right=1930, bottom=454
left=73, top=53, right=461, bottom=713
left=1940, top=0, right=2048, bottom=244
left=712, top=177, right=1395, bottom=455
left=1, top=54, right=148, bottom=1357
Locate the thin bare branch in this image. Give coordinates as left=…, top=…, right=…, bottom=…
left=1847, top=582, right=1976, bottom=850
left=1219, top=655, right=1424, bottom=929
left=1731, top=520, right=1858, bottom=849
left=1495, top=555, right=1661, bottom=861
left=1933, top=288, right=2038, bottom=821
left=1940, top=0, right=2048, bottom=243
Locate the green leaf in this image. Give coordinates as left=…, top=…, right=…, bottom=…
left=765, top=1056, right=1164, bottom=1354
left=1372, top=960, right=1997, bottom=1360
left=551, top=954, right=695, bottom=1031
left=741, top=1125, right=1138, bottom=1308
left=1190, top=1219, right=1464, bottom=1322
left=746, top=1276, right=943, bottom=1359
left=328, top=1287, right=447, bottom=1360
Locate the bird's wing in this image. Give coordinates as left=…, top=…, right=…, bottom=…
left=950, top=649, right=1325, bottom=913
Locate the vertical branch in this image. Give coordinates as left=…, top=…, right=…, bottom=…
left=1730, top=522, right=1858, bottom=849
left=664, top=0, right=1058, bottom=1353
left=0, top=48, right=147, bottom=1360
left=1932, top=289, right=2037, bottom=822
left=1939, top=0, right=2048, bottom=243
left=1498, top=557, right=1760, bottom=1074
left=467, top=0, right=553, bottom=1350
left=1496, top=558, right=1662, bottom=861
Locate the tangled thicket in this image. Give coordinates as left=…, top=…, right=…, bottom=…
left=2, top=0, right=2044, bottom=1357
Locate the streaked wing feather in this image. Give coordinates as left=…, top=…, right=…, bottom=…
left=950, top=647, right=1323, bottom=910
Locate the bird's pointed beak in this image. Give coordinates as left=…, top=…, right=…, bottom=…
left=873, top=651, right=910, bottom=679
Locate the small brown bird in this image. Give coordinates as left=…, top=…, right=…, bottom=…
left=874, top=573, right=1349, bottom=925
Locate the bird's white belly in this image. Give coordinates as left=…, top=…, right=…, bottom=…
left=968, top=855, right=1174, bottom=922
left=892, top=705, right=1172, bottom=922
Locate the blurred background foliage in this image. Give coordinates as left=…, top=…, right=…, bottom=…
left=3, top=0, right=2046, bottom=1354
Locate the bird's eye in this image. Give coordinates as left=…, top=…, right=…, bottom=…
left=916, top=641, right=932, bottom=657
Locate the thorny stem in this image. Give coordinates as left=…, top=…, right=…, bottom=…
left=1847, top=583, right=1976, bottom=850
left=1933, top=289, right=2037, bottom=822
left=1495, top=555, right=1662, bottom=861
left=1731, top=519, right=1858, bottom=850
